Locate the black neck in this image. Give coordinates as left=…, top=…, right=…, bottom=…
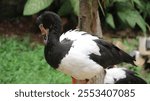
left=49, top=12, right=62, bottom=39
left=46, top=30, right=59, bottom=47
left=52, top=23, right=61, bottom=39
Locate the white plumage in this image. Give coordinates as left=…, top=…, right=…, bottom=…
left=104, top=68, right=126, bottom=84
left=58, top=30, right=103, bottom=80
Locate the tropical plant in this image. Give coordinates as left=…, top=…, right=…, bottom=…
left=23, top=0, right=79, bottom=16
left=23, top=0, right=54, bottom=15
left=23, top=0, right=150, bottom=33
left=100, top=0, right=150, bottom=33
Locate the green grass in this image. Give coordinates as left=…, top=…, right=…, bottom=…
left=0, top=36, right=71, bottom=84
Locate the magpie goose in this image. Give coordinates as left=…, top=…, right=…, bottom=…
left=104, top=67, right=147, bottom=84
left=36, top=11, right=135, bottom=83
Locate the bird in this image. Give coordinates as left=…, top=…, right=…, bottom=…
left=104, top=67, right=147, bottom=84
left=36, top=11, right=135, bottom=84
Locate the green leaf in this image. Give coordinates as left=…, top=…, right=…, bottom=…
left=132, top=0, right=144, bottom=9
left=115, top=2, right=133, bottom=12
left=113, top=0, right=128, bottom=2
left=117, top=9, right=147, bottom=32
left=58, top=0, right=73, bottom=16
left=146, top=3, right=150, bottom=16
left=106, top=13, right=115, bottom=29
left=23, top=0, right=53, bottom=15
left=58, top=0, right=79, bottom=16
left=126, top=15, right=136, bottom=28
left=135, top=13, right=147, bottom=33
left=70, top=0, right=79, bottom=15
left=117, top=11, right=126, bottom=22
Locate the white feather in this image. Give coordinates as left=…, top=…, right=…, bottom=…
left=60, top=29, right=98, bottom=41
left=58, top=30, right=103, bottom=80
left=104, top=68, right=127, bottom=84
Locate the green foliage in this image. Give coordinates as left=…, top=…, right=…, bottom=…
left=0, top=36, right=71, bottom=83
left=58, top=0, right=72, bottom=16
left=23, top=0, right=149, bottom=33
left=23, top=0, right=79, bottom=16
left=70, top=0, right=79, bottom=15
left=23, top=0, right=53, bottom=15
left=117, top=9, right=146, bottom=32
left=106, top=13, right=115, bottom=29
left=58, top=0, right=79, bottom=16
left=101, top=0, right=150, bottom=33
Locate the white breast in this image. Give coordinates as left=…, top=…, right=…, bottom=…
left=58, top=31, right=103, bottom=80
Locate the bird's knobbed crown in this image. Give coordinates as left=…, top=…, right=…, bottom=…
left=36, top=11, right=62, bottom=38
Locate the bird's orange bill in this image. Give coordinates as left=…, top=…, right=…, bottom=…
left=39, top=24, right=48, bottom=36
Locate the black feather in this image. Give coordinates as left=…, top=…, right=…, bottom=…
left=115, top=69, right=147, bottom=84
left=89, top=39, right=135, bottom=68
left=44, top=30, right=73, bottom=68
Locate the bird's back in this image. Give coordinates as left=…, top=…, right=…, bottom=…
left=104, top=68, right=147, bottom=84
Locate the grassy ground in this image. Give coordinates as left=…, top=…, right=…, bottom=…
left=0, top=35, right=149, bottom=83
left=0, top=35, right=71, bottom=84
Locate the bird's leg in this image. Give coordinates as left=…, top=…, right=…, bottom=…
left=72, top=77, right=77, bottom=84
left=72, top=77, right=89, bottom=84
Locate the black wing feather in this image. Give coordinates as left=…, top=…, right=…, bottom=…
left=89, top=39, right=135, bottom=68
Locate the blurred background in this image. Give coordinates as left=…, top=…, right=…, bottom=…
left=0, top=0, right=150, bottom=84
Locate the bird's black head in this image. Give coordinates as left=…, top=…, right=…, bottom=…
left=36, top=11, right=62, bottom=43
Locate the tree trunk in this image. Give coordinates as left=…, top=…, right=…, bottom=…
left=78, top=0, right=103, bottom=38
left=76, top=0, right=105, bottom=84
